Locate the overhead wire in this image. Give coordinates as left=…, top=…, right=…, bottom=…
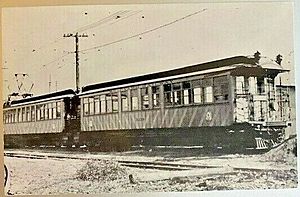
left=8, top=9, right=208, bottom=95
left=33, top=11, right=130, bottom=53
left=34, top=10, right=138, bottom=71
left=96, top=10, right=142, bottom=30
left=39, top=51, right=73, bottom=70
left=28, top=10, right=129, bottom=67
left=74, top=10, right=130, bottom=33
left=80, top=8, right=208, bottom=53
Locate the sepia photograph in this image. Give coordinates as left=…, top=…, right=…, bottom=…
left=1, top=1, right=298, bottom=196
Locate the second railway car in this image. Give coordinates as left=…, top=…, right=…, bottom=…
left=78, top=54, right=291, bottom=152
left=3, top=54, right=292, bottom=153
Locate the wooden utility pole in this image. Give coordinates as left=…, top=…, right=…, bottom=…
left=63, top=32, right=88, bottom=93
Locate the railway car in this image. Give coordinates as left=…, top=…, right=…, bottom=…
left=3, top=53, right=292, bottom=153
left=3, top=89, right=79, bottom=148
left=78, top=54, right=291, bottom=152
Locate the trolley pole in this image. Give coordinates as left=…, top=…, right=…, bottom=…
left=63, top=32, right=88, bottom=93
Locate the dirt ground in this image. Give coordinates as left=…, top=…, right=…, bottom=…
left=4, top=139, right=298, bottom=195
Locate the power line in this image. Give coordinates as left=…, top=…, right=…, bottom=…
left=80, top=8, right=207, bottom=53
left=75, top=10, right=130, bottom=33
left=39, top=52, right=73, bottom=70
left=31, top=11, right=130, bottom=55
left=32, top=10, right=140, bottom=71
left=99, top=10, right=142, bottom=29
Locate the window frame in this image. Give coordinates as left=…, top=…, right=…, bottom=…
left=151, top=85, right=160, bottom=108
left=141, top=86, right=150, bottom=110
left=130, top=88, right=139, bottom=111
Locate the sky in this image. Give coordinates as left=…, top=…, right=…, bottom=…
left=2, top=2, right=295, bottom=100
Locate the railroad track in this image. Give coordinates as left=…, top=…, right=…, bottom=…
left=4, top=151, right=222, bottom=171
left=4, top=151, right=291, bottom=173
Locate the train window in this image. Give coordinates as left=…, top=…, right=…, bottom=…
left=204, top=86, right=213, bottom=103
left=44, top=104, right=49, bottom=120
left=100, top=95, right=106, bottom=113
left=248, top=77, right=256, bottom=94
left=141, top=87, right=149, bottom=109
left=257, top=77, right=265, bottom=94
left=57, top=102, right=61, bottom=118
left=89, top=97, right=95, bottom=115
left=173, top=83, right=182, bottom=105
left=53, top=103, right=57, bottom=119
left=164, top=84, right=173, bottom=106
left=194, top=87, right=203, bottom=103
left=4, top=112, right=7, bottom=123
left=6, top=112, right=9, bottom=123
left=49, top=103, right=53, bottom=119
left=131, top=89, right=139, bottom=111
left=22, top=107, right=26, bottom=122
left=7, top=111, right=11, bottom=123
left=8, top=112, right=11, bottom=123
left=10, top=110, right=13, bottom=123
left=106, top=94, right=113, bottom=113
left=213, top=76, right=229, bottom=102
left=43, top=105, right=47, bottom=120
left=11, top=110, right=14, bottom=123
left=121, top=91, right=129, bottom=111
left=213, top=84, right=228, bottom=101
left=236, top=76, right=246, bottom=95
left=31, top=106, right=36, bottom=121
left=8, top=111, right=11, bottom=123
left=17, top=108, right=21, bottom=122
left=36, top=105, right=41, bottom=121
left=45, top=104, right=49, bottom=120
left=13, top=109, right=16, bottom=123
left=112, top=92, right=119, bottom=113
left=26, top=107, right=31, bottom=121
left=6, top=111, right=9, bottom=123
left=183, top=82, right=192, bottom=105
left=7, top=112, right=10, bottom=123
left=94, top=96, right=100, bottom=114
left=11, top=111, right=14, bottom=123
left=48, top=103, right=52, bottom=119
left=152, top=86, right=160, bottom=108
left=9, top=112, right=12, bottom=123
left=83, top=98, right=89, bottom=116
left=6, top=112, right=8, bottom=123
left=266, top=78, right=275, bottom=99
left=40, top=105, right=45, bottom=120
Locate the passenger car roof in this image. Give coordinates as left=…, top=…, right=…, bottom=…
left=4, top=89, right=75, bottom=108
left=81, top=56, right=254, bottom=93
